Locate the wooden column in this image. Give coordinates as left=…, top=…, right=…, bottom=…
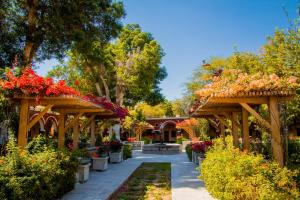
left=90, top=118, right=96, bottom=146
left=242, top=107, right=250, bottom=151
left=232, top=112, right=239, bottom=147
left=72, top=122, right=79, bottom=149
left=220, top=122, right=225, bottom=139
left=269, top=97, right=284, bottom=167
left=18, top=99, right=29, bottom=148
left=58, top=114, right=65, bottom=148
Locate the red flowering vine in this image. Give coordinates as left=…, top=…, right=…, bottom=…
left=1, top=67, right=80, bottom=101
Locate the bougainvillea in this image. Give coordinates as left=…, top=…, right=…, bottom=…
left=192, top=141, right=213, bottom=153
left=176, top=118, right=198, bottom=128
left=1, top=67, right=128, bottom=119
left=1, top=67, right=80, bottom=101
left=82, top=93, right=128, bottom=119
left=196, top=69, right=299, bottom=98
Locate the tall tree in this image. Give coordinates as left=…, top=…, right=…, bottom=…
left=0, top=0, right=125, bottom=67
left=49, top=24, right=167, bottom=106
left=113, top=24, right=166, bottom=106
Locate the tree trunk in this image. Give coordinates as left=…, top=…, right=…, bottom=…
left=100, top=74, right=111, bottom=100
left=23, top=0, right=39, bottom=67
left=95, top=82, right=103, bottom=96
left=115, top=79, right=125, bottom=106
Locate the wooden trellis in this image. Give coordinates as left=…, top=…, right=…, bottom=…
left=191, top=90, right=295, bottom=167
left=14, top=96, right=115, bottom=149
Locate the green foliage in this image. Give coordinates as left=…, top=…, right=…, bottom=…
left=123, top=143, right=133, bottom=159
left=176, top=136, right=189, bottom=144
left=288, top=138, right=300, bottom=163
left=0, top=0, right=125, bottom=66
left=201, top=136, right=300, bottom=200
left=141, top=137, right=150, bottom=144
left=0, top=136, right=78, bottom=199
left=185, top=144, right=192, bottom=161
left=26, top=135, right=48, bottom=154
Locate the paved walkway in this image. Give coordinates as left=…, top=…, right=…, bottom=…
left=63, top=151, right=214, bottom=200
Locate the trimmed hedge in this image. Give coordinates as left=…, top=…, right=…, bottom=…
left=123, top=143, right=133, bottom=159
left=200, top=136, right=300, bottom=200
left=0, top=137, right=78, bottom=200
left=185, top=144, right=192, bottom=161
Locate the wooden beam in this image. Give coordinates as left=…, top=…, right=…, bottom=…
left=58, top=114, right=65, bottom=148
left=18, top=100, right=29, bottom=148
left=242, top=107, right=250, bottom=151
left=54, top=108, right=109, bottom=114
left=213, top=115, right=229, bottom=128
left=232, top=112, right=239, bottom=147
left=209, top=97, right=268, bottom=104
left=240, top=103, right=271, bottom=129
left=220, top=122, right=225, bottom=139
left=65, top=112, right=84, bottom=131
left=207, top=118, right=219, bottom=130
left=27, top=104, right=53, bottom=131
left=269, top=97, right=284, bottom=167
left=80, top=114, right=96, bottom=131
left=72, top=123, right=79, bottom=149
left=90, top=118, right=96, bottom=146
left=198, top=107, right=241, bottom=113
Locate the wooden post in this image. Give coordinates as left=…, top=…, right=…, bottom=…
left=72, top=122, right=79, bottom=149
left=232, top=112, right=239, bottom=147
left=269, top=97, right=284, bottom=167
left=220, top=122, right=225, bottom=139
left=58, top=114, right=65, bottom=148
left=90, top=118, right=96, bottom=146
left=18, top=99, right=29, bottom=148
left=242, top=107, right=250, bottom=152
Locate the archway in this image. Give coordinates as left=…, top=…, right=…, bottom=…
left=160, top=121, right=177, bottom=143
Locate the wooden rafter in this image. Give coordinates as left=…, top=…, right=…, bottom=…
left=239, top=103, right=271, bottom=129
left=213, top=114, right=229, bottom=128
left=65, top=112, right=84, bottom=131
left=27, top=104, right=53, bottom=131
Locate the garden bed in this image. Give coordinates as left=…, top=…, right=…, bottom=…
left=108, top=162, right=171, bottom=200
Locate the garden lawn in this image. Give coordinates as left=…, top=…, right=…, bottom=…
left=108, top=162, right=171, bottom=200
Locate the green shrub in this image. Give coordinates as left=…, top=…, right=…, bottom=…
left=200, top=136, right=300, bottom=200
left=289, top=138, right=300, bottom=163
left=0, top=137, right=78, bottom=200
left=141, top=137, right=150, bottom=144
left=176, top=136, right=189, bottom=144
left=123, top=143, right=133, bottom=159
left=185, top=144, right=192, bottom=161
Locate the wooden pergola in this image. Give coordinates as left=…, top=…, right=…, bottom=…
left=14, top=96, right=115, bottom=149
left=191, top=91, right=295, bottom=167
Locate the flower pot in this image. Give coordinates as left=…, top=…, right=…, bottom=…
left=109, top=151, right=123, bottom=163
left=78, top=163, right=91, bottom=183
left=92, top=157, right=108, bottom=171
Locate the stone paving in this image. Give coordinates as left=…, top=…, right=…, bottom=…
left=62, top=151, right=214, bottom=200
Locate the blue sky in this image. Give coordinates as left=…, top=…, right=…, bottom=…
left=37, top=0, right=299, bottom=100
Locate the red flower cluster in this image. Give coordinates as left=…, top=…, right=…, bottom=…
left=82, top=93, right=128, bottom=119
left=192, top=141, right=213, bottom=153
left=1, top=68, right=80, bottom=101
left=127, top=137, right=136, bottom=142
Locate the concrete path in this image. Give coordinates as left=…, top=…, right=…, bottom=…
left=62, top=151, right=214, bottom=200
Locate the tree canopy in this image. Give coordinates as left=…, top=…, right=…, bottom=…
left=0, top=0, right=125, bottom=68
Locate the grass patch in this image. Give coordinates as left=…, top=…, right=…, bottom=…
left=108, top=162, right=171, bottom=200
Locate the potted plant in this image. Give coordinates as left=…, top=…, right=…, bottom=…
left=92, top=143, right=109, bottom=171
left=72, top=149, right=91, bottom=183
left=109, top=138, right=123, bottom=163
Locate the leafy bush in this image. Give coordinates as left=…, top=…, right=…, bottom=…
left=176, top=135, right=189, bottom=144
left=123, top=144, right=133, bottom=159
left=289, top=138, right=300, bottom=163
left=201, top=136, right=300, bottom=200
left=141, top=137, right=150, bottom=144
left=0, top=137, right=78, bottom=200
left=185, top=144, right=192, bottom=161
